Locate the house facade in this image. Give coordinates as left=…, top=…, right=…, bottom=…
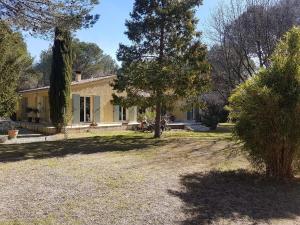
left=16, top=73, right=198, bottom=126
left=17, top=74, right=138, bottom=125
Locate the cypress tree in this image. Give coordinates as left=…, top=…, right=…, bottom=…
left=113, top=0, right=210, bottom=138
left=49, top=27, right=73, bottom=132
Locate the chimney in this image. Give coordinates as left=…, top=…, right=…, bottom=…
left=75, top=71, right=82, bottom=82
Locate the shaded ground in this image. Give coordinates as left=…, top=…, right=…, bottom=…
left=0, top=127, right=300, bottom=224
left=170, top=170, right=300, bottom=225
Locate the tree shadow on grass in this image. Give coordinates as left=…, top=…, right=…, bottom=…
left=170, top=170, right=300, bottom=225
left=0, top=135, right=168, bottom=163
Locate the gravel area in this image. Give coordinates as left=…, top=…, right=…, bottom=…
left=0, top=130, right=299, bottom=225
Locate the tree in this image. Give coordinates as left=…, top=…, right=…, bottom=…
left=49, top=27, right=73, bottom=132
left=207, top=44, right=253, bottom=102
left=113, top=0, right=210, bottom=138
left=34, top=40, right=118, bottom=86
left=33, top=49, right=53, bottom=87
left=18, top=67, right=41, bottom=91
left=72, top=39, right=118, bottom=78
left=209, top=0, right=300, bottom=95
left=0, top=22, right=32, bottom=117
left=0, top=0, right=99, bottom=34
left=228, top=27, right=300, bottom=179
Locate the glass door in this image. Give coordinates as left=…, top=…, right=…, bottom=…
left=80, top=96, right=92, bottom=123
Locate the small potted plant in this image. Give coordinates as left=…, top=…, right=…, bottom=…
left=7, top=123, right=19, bottom=139
left=90, top=120, right=98, bottom=127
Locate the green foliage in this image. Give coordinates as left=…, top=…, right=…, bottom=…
left=0, top=0, right=99, bottom=34
left=137, top=111, right=156, bottom=123
left=113, top=0, right=211, bottom=138
left=33, top=50, right=54, bottom=87
left=0, top=22, right=32, bottom=117
left=202, top=103, right=227, bottom=130
left=228, top=27, right=300, bottom=178
left=34, top=39, right=118, bottom=86
left=72, top=39, right=118, bottom=78
left=18, top=68, right=41, bottom=91
left=49, top=28, right=73, bottom=132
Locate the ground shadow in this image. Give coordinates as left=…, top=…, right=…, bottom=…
left=170, top=170, right=300, bottom=225
left=0, top=135, right=168, bottom=163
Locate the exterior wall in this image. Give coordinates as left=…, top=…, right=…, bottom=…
left=71, top=77, right=116, bottom=123
left=17, top=75, right=195, bottom=125
left=17, top=90, right=50, bottom=123
left=168, top=99, right=189, bottom=122
left=167, top=99, right=199, bottom=122
left=17, top=76, right=137, bottom=125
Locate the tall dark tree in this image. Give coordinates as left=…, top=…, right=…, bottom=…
left=113, top=0, right=210, bottom=138
left=49, top=27, right=73, bottom=132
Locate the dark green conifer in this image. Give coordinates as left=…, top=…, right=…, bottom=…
left=49, top=27, right=73, bottom=132
left=113, top=0, right=210, bottom=138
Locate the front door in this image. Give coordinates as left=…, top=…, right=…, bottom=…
left=80, top=96, right=91, bottom=123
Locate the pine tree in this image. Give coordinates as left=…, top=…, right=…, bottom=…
left=0, top=0, right=99, bottom=34
left=113, top=0, right=210, bottom=138
left=49, top=27, right=73, bottom=132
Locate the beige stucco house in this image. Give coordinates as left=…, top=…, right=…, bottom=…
left=17, top=73, right=138, bottom=125
left=16, top=73, right=198, bottom=127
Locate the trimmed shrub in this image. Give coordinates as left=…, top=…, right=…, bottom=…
left=228, top=27, right=300, bottom=179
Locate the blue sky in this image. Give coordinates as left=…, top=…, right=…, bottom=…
left=24, top=0, right=223, bottom=62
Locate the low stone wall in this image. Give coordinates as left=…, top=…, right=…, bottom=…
left=18, top=122, right=57, bottom=135
left=18, top=122, right=140, bottom=135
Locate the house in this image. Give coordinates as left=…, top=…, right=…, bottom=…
left=17, top=72, right=138, bottom=126
left=16, top=72, right=199, bottom=128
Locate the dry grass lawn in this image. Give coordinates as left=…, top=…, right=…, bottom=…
left=1, top=125, right=300, bottom=225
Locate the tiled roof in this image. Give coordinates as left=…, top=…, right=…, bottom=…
left=19, top=75, right=116, bottom=93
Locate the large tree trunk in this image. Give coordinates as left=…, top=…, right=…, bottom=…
left=154, top=102, right=161, bottom=138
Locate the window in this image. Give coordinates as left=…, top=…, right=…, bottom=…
left=86, top=97, right=91, bottom=122
left=80, top=96, right=92, bottom=123
left=187, top=109, right=194, bottom=121
left=119, top=106, right=127, bottom=121
left=22, top=97, right=28, bottom=119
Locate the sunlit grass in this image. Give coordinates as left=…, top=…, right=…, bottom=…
left=69, top=123, right=234, bottom=141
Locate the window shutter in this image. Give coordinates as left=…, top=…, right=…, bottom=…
left=128, top=107, right=137, bottom=122
left=113, top=105, right=120, bottom=122
left=93, top=96, right=101, bottom=123
left=72, top=94, right=80, bottom=124
left=187, top=110, right=193, bottom=121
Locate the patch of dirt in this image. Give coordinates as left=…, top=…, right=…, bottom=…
left=0, top=132, right=298, bottom=224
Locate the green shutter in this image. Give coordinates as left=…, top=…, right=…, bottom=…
left=72, top=94, right=80, bottom=124
left=187, top=110, right=193, bottom=121
left=93, top=96, right=101, bottom=123
left=128, top=107, right=137, bottom=122
left=113, top=105, right=120, bottom=122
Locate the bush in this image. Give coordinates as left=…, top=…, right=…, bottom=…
left=228, top=27, right=300, bottom=179
left=201, top=103, right=226, bottom=130
left=137, top=110, right=156, bottom=123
